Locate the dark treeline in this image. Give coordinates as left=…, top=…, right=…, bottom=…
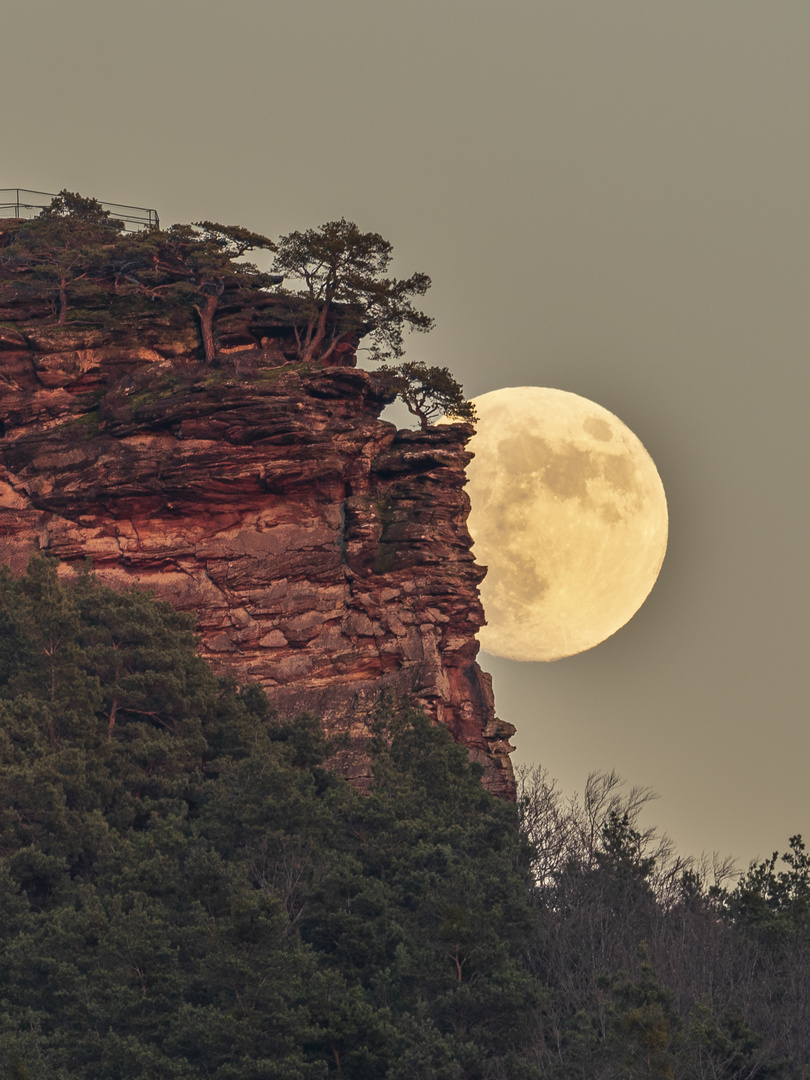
left=0, top=558, right=807, bottom=1078
left=519, top=768, right=809, bottom=1078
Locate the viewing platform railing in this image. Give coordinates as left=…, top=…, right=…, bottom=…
left=0, top=189, right=159, bottom=231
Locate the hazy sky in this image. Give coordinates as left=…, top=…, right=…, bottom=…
left=3, top=0, right=809, bottom=869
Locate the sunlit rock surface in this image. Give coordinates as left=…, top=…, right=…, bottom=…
left=0, top=293, right=515, bottom=797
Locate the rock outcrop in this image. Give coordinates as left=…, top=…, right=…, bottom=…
left=0, top=294, right=516, bottom=797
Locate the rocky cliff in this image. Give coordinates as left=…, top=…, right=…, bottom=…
left=0, top=289, right=516, bottom=797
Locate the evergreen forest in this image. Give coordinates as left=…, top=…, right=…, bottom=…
left=0, top=558, right=807, bottom=1079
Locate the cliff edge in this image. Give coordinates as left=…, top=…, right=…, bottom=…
left=0, top=294, right=516, bottom=797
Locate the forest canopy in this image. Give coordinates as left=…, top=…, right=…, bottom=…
left=0, top=558, right=807, bottom=1078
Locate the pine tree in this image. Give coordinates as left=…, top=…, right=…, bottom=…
left=0, top=191, right=123, bottom=323
left=121, top=221, right=278, bottom=362
left=376, top=361, right=477, bottom=429
left=272, top=219, right=433, bottom=364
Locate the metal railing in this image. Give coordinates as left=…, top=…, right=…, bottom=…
left=0, top=189, right=159, bottom=231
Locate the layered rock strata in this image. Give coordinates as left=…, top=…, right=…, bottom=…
left=0, top=299, right=516, bottom=797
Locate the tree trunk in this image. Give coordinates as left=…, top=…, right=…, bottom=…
left=58, top=277, right=68, bottom=325
left=302, top=301, right=331, bottom=364
left=193, top=283, right=224, bottom=363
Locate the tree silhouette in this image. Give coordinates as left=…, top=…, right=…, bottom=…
left=378, top=361, right=477, bottom=429
left=272, top=218, right=433, bottom=364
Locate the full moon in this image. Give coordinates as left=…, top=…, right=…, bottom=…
left=463, top=387, right=668, bottom=661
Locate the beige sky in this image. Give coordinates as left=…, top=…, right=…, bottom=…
left=3, top=0, right=809, bottom=868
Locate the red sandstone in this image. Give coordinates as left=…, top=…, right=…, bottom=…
left=0, top=296, right=516, bottom=797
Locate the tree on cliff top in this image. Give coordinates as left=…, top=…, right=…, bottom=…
left=0, top=199, right=475, bottom=425
left=272, top=218, right=433, bottom=365
left=0, top=197, right=279, bottom=361
left=123, top=221, right=279, bottom=363
left=0, top=190, right=124, bottom=323
left=377, top=361, right=478, bottom=430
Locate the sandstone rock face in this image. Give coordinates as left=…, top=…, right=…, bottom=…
left=0, top=300, right=516, bottom=797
